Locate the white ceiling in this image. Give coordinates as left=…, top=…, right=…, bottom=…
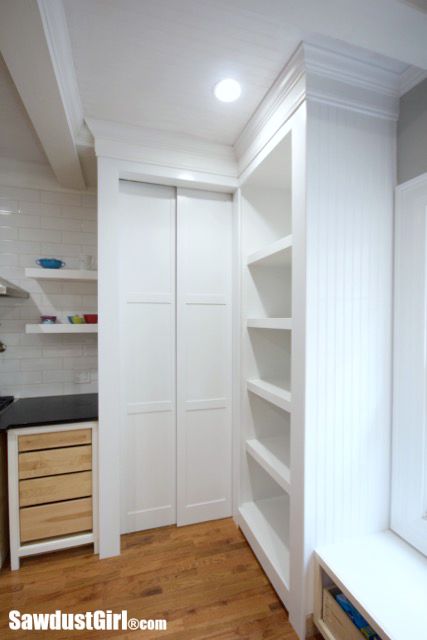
left=1, top=0, right=427, bottom=186
left=0, top=55, right=47, bottom=165
left=63, top=0, right=427, bottom=147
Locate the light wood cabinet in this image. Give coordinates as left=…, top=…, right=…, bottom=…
left=8, top=421, right=98, bottom=570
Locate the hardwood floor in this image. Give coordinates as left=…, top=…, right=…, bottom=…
left=0, top=518, right=305, bottom=639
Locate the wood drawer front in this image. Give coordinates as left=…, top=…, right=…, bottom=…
left=18, top=429, right=91, bottom=452
left=19, top=445, right=92, bottom=479
left=20, top=497, right=92, bottom=543
left=19, top=471, right=92, bottom=507
left=322, top=588, right=364, bottom=640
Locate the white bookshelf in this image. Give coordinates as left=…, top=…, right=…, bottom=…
left=25, top=268, right=97, bottom=281
left=239, top=496, right=290, bottom=602
left=239, top=131, right=293, bottom=611
left=247, top=235, right=292, bottom=267
left=247, top=318, right=291, bottom=330
left=246, top=437, right=291, bottom=494
left=26, top=324, right=98, bottom=334
left=247, top=379, right=291, bottom=413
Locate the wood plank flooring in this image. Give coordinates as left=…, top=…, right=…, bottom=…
left=0, top=518, right=304, bottom=639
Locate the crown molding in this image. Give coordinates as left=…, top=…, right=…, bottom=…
left=234, top=38, right=402, bottom=176
left=37, top=0, right=84, bottom=140
left=86, top=117, right=238, bottom=183
left=399, top=65, right=427, bottom=96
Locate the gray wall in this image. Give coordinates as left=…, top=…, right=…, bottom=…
left=398, top=78, right=427, bottom=184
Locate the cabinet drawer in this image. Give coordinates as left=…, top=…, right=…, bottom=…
left=20, top=497, right=92, bottom=543
left=322, top=587, right=365, bottom=640
left=19, top=471, right=92, bottom=507
left=18, top=429, right=91, bottom=452
left=19, top=445, right=92, bottom=479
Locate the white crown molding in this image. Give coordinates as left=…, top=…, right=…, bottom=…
left=399, top=65, right=427, bottom=96
left=234, top=38, right=402, bottom=177
left=86, top=117, right=238, bottom=183
left=37, top=0, right=84, bottom=140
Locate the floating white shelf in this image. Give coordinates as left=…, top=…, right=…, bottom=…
left=239, top=496, right=290, bottom=604
left=247, top=318, right=292, bottom=330
left=25, top=268, right=97, bottom=282
left=247, top=235, right=292, bottom=267
left=246, top=437, right=291, bottom=494
left=247, top=378, right=291, bottom=413
left=26, top=324, right=98, bottom=334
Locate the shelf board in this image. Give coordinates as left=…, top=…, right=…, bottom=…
left=26, top=324, right=98, bottom=334
left=239, top=496, right=290, bottom=604
left=247, top=378, right=291, bottom=413
left=247, top=318, right=292, bottom=330
left=247, top=235, right=292, bottom=267
left=246, top=437, right=291, bottom=494
left=25, top=268, right=97, bottom=282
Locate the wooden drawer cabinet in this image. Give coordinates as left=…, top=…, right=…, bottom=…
left=20, top=498, right=93, bottom=543
left=18, top=445, right=92, bottom=479
left=19, top=471, right=92, bottom=507
left=8, top=421, right=98, bottom=570
left=18, top=428, right=91, bottom=452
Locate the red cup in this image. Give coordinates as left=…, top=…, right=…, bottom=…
left=83, top=314, right=98, bottom=324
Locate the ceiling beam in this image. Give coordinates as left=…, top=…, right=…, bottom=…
left=0, top=0, right=86, bottom=190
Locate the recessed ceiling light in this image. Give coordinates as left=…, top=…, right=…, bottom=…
left=214, top=78, right=241, bottom=102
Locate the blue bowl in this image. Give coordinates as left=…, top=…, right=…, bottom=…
left=36, top=258, right=65, bottom=269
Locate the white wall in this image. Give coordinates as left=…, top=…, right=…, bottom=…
left=0, top=169, right=97, bottom=397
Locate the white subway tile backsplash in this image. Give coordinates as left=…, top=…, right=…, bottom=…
left=0, top=186, right=41, bottom=203
left=41, top=191, right=82, bottom=206
left=82, top=194, right=97, bottom=208
left=0, top=182, right=97, bottom=397
left=19, top=227, right=62, bottom=243
left=0, top=226, right=19, bottom=241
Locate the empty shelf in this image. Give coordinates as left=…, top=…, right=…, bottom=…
left=247, top=318, right=292, bottom=330
left=25, top=268, right=97, bottom=281
left=26, top=324, right=98, bottom=334
left=239, top=496, right=290, bottom=604
left=246, top=437, right=291, bottom=494
left=247, top=235, right=292, bottom=267
left=247, top=378, right=291, bottom=413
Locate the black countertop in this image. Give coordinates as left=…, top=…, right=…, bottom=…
left=0, top=393, right=98, bottom=430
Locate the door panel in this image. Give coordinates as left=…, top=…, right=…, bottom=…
left=119, top=181, right=176, bottom=533
left=177, top=188, right=232, bottom=525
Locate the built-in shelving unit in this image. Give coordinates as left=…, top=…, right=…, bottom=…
left=238, top=131, right=293, bottom=610
left=25, top=268, right=97, bottom=281
left=26, top=324, right=98, bottom=334
left=246, top=437, right=291, bottom=494
left=247, top=235, right=292, bottom=267
left=247, top=378, right=291, bottom=413
left=247, top=318, right=291, bottom=330
left=239, top=495, right=290, bottom=602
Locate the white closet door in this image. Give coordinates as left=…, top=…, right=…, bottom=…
left=177, top=188, right=233, bottom=525
left=119, top=181, right=176, bottom=533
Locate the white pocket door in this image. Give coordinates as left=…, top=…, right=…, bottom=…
left=119, top=181, right=176, bottom=533
left=176, top=189, right=233, bottom=525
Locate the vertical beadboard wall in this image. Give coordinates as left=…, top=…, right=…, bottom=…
left=303, top=101, right=395, bottom=612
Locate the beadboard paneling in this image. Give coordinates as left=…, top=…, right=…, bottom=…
left=303, top=101, right=395, bottom=610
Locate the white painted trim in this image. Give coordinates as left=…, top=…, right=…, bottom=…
left=19, top=533, right=95, bottom=559
left=396, top=170, right=427, bottom=192
left=7, top=430, right=20, bottom=570
left=127, top=401, right=173, bottom=415
left=399, top=66, right=427, bottom=96
left=0, top=1, right=85, bottom=189
left=37, top=0, right=84, bottom=140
